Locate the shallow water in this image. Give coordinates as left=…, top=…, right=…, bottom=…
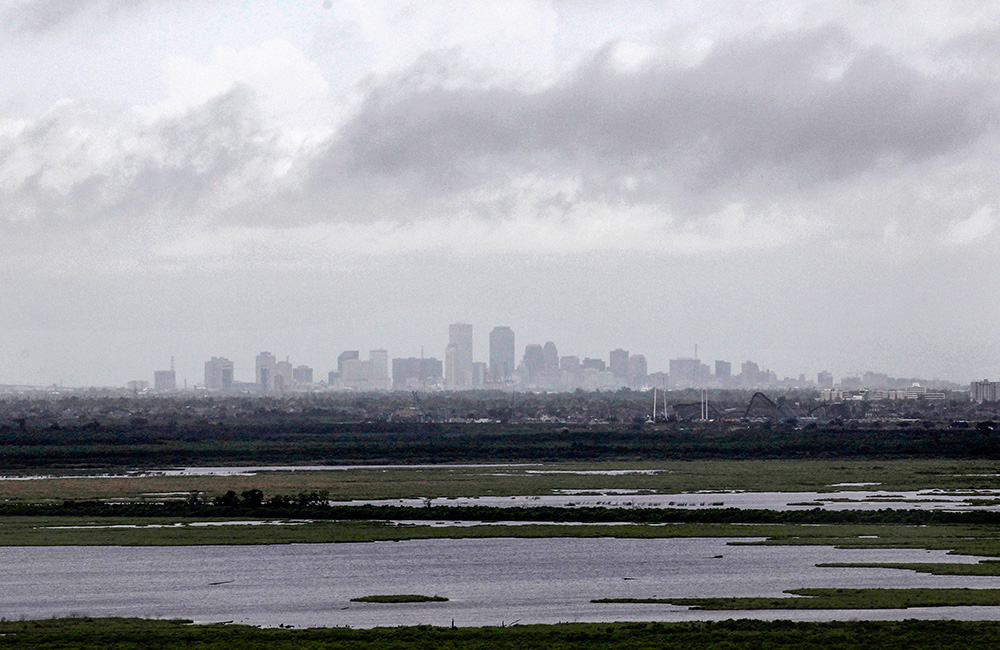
left=327, top=489, right=1000, bottom=511
left=2, top=538, right=998, bottom=628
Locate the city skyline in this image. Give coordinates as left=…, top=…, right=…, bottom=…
left=0, top=318, right=978, bottom=391
left=3, top=2, right=1000, bottom=387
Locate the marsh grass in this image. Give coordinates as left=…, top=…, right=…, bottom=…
left=594, top=588, right=1000, bottom=610
left=350, top=594, right=448, bottom=603
left=6, top=618, right=1000, bottom=649
left=5, top=459, right=1000, bottom=504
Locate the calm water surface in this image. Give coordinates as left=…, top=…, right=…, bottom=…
left=4, top=538, right=1000, bottom=628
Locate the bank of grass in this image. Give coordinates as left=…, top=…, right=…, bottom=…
left=4, top=516, right=1000, bottom=563
left=350, top=594, right=448, bottom=603
left=6, top=618, right=1000, bottom=650
left=818, top=561, right=1000, bottom=576
left=594, top=588, right=1000, bottom=610
left=5, top=459, right=1000, bottom=504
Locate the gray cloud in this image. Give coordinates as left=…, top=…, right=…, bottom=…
left=302, top=25, right=993, bottom=221
left=3, top=0, right=186, bottom=34
left=2, top=22, right=996, bottom=242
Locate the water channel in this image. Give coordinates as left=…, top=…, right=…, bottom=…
left=4, top=538, right=1000, bottom=628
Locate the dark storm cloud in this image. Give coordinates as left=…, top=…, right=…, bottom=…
left=306, top=25, right=992, bottom=218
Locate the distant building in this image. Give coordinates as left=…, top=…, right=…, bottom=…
left=153, top=370, right=176, bottom=391
left=628, top=354, right=647, bottom=387
left=126, top=380, right=149, bottom=392
left=609, top=349, right=629, bottom=380
left=669, top=357, right=701, bottom=388
left=204, top=357, right=234, bottom=390
left=489, top=326, right=516, bottom=383
left=715, top=360, right=732, bottom=382
left=276, top=359, right=293, bottom=391
left=581, top=357, right=606, bottom=372
left=337, top=350, right=391, bottom=391
left=448, top=323, right=474, bottom=388
left=522, top=344, right=545, bottom=385
left=337, top=351, right=359, bottom=374
left=740, top=360, right=761, bottom=386
left=292, top=365, right=313, bottom=384
left=817, top=371, right=834, bottom=389
left=971, top=380, right=999, bottom=403
left=472, top=361, right=487, bottom=388
left=392, top=357, right=443, bottom=390
left=255, top=351, right=277, bottom=390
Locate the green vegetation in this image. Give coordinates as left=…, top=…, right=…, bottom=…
left=8, top=618, right=1000, bottom=649
left=350, top=594, right=448, bottom=603
left=6, top=459, right=1000, bottom=505
left=818, top=561, right=1000, bottom=576
left=5, top=415, right=1000, bottom=471
left=595, top=588, right=1000, bottom=610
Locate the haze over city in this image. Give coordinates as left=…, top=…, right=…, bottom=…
left=3, top=1, right=1000, bottom=387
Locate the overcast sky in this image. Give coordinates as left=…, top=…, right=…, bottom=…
left=2, top=0, right=999, bottom=387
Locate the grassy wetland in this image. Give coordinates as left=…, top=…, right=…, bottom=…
left=7, top=618, right=1000, bottom=650
left=4, top=458, right=1000, bottom=503
left=6, top=458, right=1000, bottom=635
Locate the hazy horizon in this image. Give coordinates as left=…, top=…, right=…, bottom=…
left=2, top=1, right=999, bottom=386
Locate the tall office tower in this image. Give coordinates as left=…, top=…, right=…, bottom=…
left=609, top=348, right=630, bottom=380
left=444, top=344, right=459, bottom=389
left=338, top=350, right=360, bottom=374
left=489, top=326, right=515, bottom=382
left=538, top=341, right=560, bottom=389
left=204, top=356, right=234, bottom=390
left=740, top=360, right=761, bottom=386
left=523, top=344, right=545, bottom=384
left=715, top=360, right=732, bottom=383
left=448, top=323, right=473, bottom=388
left=276, top=359, right=294, bottom=389
left=255, top=351, right=277, bottom=390
left=153, top=370, right=176, bottom=391
left=669, top=357, right=701, bottom=388
left=370, top=349, right=389, bottom=380
left=581, top=357, right=606, bottom=372
left=628, top=354, right=647, bottom=387
left=560, top=355, right=582, bottom=390
left=817, top=370, right=834, bottom=389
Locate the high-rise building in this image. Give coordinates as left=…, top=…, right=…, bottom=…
left=448, top=323, right=473, bottom=388
left=337, top=350, right=391, bottom=391
left=489, top=326, right=515, bottom=382
left=276, top=358, right=293, bottom=391
left=153, top=370, right=176, bottom=391
left=292, top=365, right=313, bottom=384
left=392, top=357, right=443, bottom=390
left=628, top=354, right=647, bottom=387
left=609, top=349, right=629, bottom=380
left=255, top=351, right=277, bottom=390
left=581, top=357, right=606, bottom=372
left=817, top=371, right=834, bottom=389
left=444, top=344, right=459, bottom=389
left=669, top=357, right=701, bottom=388
left=523, top=344, right=545, bottom=385
left=370, top=349, right=389, bottom=381
left=715, top=360, right=731, bottom=381
left=337, top=351, right=359, bottom=374
left=204, top=357, right=234, bottom=390
left=740, top=360, right=761, bottom=386
left=971, top=380, right=999, bottom=403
